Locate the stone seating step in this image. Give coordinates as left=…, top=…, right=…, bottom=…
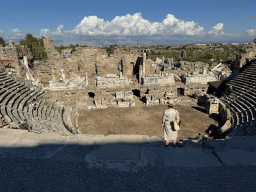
left=8, top=87, right=30, bottom=109
left=37, top=101, right=47, bottom=120
left=18, top=90, right=37, bottom=111
left=0, top=81, right=23, bottom=91
left=35, top=99, right=45, bottom=119
left=6, top=107, right=19, bottom=123
left=234, top=90, right=256, bottom=105
left=245, top=121, right=256, bottom=136
left=3, top=87, right=27, bottom=107
left=229, top=78, right=256, bottom=86
left=233, top=102, right=247, bottom=124
left=0, top=77, right=11, bottom=83
left=45, top=104, right=52, bottom=120
left=233, top=74, right=256, bottom=81
left=0, top=85, right=25, bottom=105
left=14, top=89, right=34, bottom=111
left=12, top=109, right=23, bottom=122
left=0, top=75, right=8, bottom=80
left=0, top=72, right=7, bottom=76
left=32, top=98, right=43, bottom=118
left=229, top=81, right=254, bottom=90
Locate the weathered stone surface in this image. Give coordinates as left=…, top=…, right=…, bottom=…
left=118, top=101, right=130, bottom=107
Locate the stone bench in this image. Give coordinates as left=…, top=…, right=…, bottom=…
left=6, top=107, right=20, bottom=123
left=0, top=72, right=7, bottom=77
left=36, top=100, right=46, bottom=120
left=234, top=74, right=256, bottom=81
left=14, top=90, right=34, bottom=111
left=229, top=81, right=254, bottom=90
left=0, top=81, right=23, bottom=91
left=230, top=78, right=256, bottom=86
left=0, top=85, right=25, bottom=105
left=245, top=121, right=256, bottom=136
left=34, top=99, right=45, bottom=119
left=0, top=84, right=26, bottom=102
left=31, top=98, right=44, bottom=119
left=18, top=90, right=38, bottom=112
left=236, top=100, right=251, bottom=123
left=229, top=104, right=243, bottom=125
left=7, top=87, right=30, bottom=109
left=0, top=77, right=11, bottom=83
left=45, top=103, right=54, bottom=120
left=233, top=101, right=247, bottom=123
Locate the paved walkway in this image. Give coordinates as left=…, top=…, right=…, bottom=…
left=1, top=129, right=256, bottom=191
left=1, top=129, right=256, bottom=169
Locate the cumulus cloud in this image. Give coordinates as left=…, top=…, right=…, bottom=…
left=0, top=28, right=22, bottom=40
left=69, top=13, right=205, bottom=36
left=40, top=13, right=205, bottom=37
left=208, top=23, right=224, bottom=36
left=40, top=25, right=64, bottom=36
left=39, top=13, right=255, bottom=45
left=247, top=29, right=256, bottom=36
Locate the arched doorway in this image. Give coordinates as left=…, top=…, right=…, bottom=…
left=88, top=92, right=95, bottom=98
left=177, top=88, right=184, bottom=96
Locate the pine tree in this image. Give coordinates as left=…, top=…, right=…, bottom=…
left=0, top=37, right=6, bottom=47
left=19, top=34, right=47, bottom=60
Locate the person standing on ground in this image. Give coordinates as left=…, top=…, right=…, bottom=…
left=19, top=119, right=33, bottom=132
left=162, top=100, right=180, bottom=147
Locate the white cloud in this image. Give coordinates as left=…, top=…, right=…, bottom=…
left=10, top=28, right=22, bottom=37
left=40, top=13, right=205, bottom=37
left=39, top=25, right=64, bottom=36
left=0, top=28, right=22, bottom=40
left=208, top=23, right=224, bottom=36
left=247, top=29, right=256, bottom=36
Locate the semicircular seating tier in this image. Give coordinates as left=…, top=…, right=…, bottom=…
left=221, top=62, right=256, bottom=136
left=0, top=71, right=74, bottom=136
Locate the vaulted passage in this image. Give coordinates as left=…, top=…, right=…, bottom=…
left=88, top=92, right=95, bottom=98
left=132, top=89, right=140, bottom=97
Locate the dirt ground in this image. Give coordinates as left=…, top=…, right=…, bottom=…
left=73, top=97, right=219, bottom=141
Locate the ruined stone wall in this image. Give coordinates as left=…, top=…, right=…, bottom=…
left=145, top=60, right=155, bottom=75
left=0, top=41, right=20, bottom=73
left=233, top=39, right=256, bottom=71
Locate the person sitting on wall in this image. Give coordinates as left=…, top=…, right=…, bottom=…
left=0, top=116, right=12, bottom=129
left=19, top=119, right=33, bottom=132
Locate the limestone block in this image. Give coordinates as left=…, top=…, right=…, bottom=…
left=118, top=101, right=129, bottom=107
left=124, top=91, right=133, bottom=100
left=159, top=99, right=165, bottom=105
left=129, top=99, right=135, bottom=107
left=152, top=100, right=159, bottom=105
left=106, top=103, right=117, bottom=108
left=94, top=100, right=101, bottom=106
left=101, top=99, right=107, bottom=106
left=116, top=92, right=124, bottom=100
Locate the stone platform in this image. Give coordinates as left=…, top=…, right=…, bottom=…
left=1, top=129, right=256, bottom=172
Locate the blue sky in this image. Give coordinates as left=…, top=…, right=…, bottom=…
left=1, top=0, right=256, bottom=46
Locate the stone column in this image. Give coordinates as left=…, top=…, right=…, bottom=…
left=60, top=69, right=65, bottom=80
left=143, top=53, right=146, bottom=76
left=85, top=72, right=88, bottom=86
left=203, top=68, right=207, bottom=75
left=139, top=65, right=143, bottom=84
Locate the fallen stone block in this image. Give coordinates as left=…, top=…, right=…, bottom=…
left=118, top=101, right=129, bottom=107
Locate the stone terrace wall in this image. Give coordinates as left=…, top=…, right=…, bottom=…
left=0, top=41, right=21, bottom=74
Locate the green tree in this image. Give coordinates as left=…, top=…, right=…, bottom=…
left=0, top=37, right=6, bottom=47
left=19, top=34, right=47, bottom=60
